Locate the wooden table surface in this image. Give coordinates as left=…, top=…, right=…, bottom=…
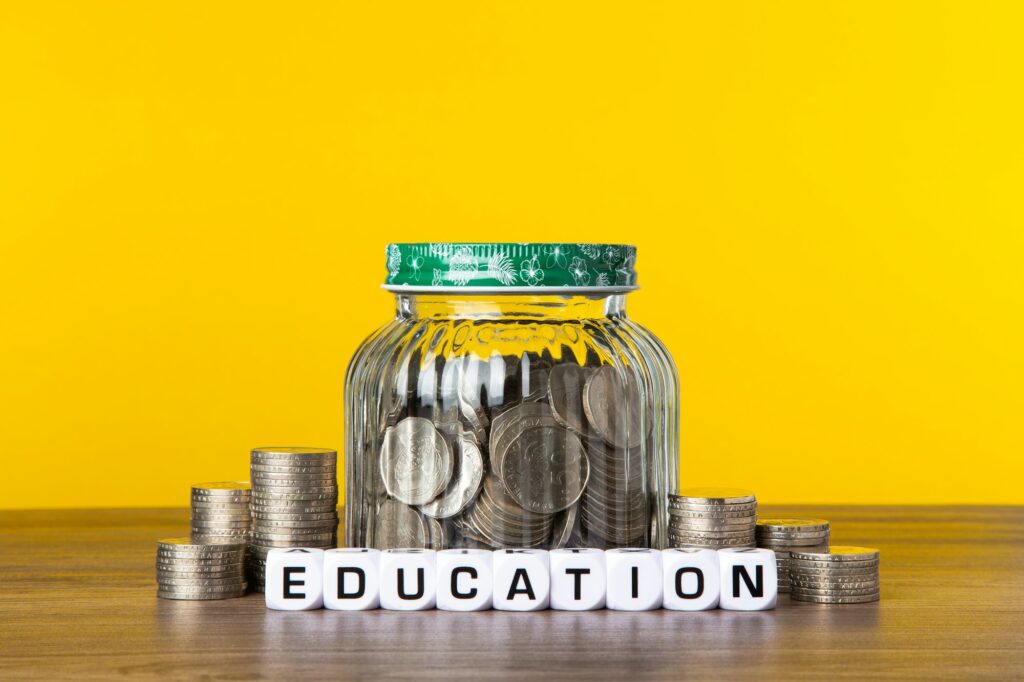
left=1, top=506, right=1022, bottom=680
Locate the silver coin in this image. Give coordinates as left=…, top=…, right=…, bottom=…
left=191, top=481, right=251, bottom=493
left=672, top=488, right=757, bottom=505
left=583, top=365, right=647, bottom=449
left=157, top=588, right=248, bottom=600
left=547, top=363, right=589, bottom=435
left=251, top=491, right=338, bottom=501
left=190, top=494, right=251, bottom=505
left=490, top=403, right=560, bottom=477
left=791, top=592, right=880, bottom=604
left=380, top=417, right=452, bottom=506
left=157, top=575, right=247, bottom=586
left=500, top=425, right=589, bottom=514
left=551, top=501, right=580, bottom=549
left=419, top=432, right=484, bottom=518
left=790, top=546, right=880, bottom=562
left=789, top=565, right=880, bottom=578
left=250, top=474, right=338, bottom=486
left=790, top=578, right=881, bottom=591
left=251, top=446, right=336, bottom=460
left=756, top=518, right=830, bottom=533
left=190, top=517, right=251, bottom=527
left=373, top=497, right=428, bottom=549
left=790, top=584, right=881, bottom=597
left=156, top=538, right=244, bottom=552
left=426, top=516, right=445, bottom=550
left=250, top=463, right=336, bottom=474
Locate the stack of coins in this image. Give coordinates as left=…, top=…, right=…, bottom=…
left=667, top=487, right=757, bottom=549
left=789, top=546, right=881, bottom=604
left=190, top=482, right=252, bottom=544
left=156, top=538, right=247, bottom=600
left=248, top=447, right=339, bottom=592
left=756, top=518, right=830, bottom=593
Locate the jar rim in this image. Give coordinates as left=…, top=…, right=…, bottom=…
left=384, top=243, right=638, bottom=291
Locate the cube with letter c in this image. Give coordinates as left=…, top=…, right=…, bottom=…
left=437, top=548, right=493, bottom=611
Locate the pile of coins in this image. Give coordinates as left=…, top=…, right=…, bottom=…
left=789, top=546, right=881, bottom=604
left=371, top=358, right=652, bottom=550
left=667, top=487, right=757, bottom=549
left=248, top=447, right=339, bottom=592
left=190, top=482, right=252, bottom=544
left=156, top=538, right=247, bottom=600
left=756, top=518, right=830, bottom=593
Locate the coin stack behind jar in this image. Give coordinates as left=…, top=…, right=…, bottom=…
left=248, top=447, right=339, bottom=592
left=156, top=538, right=247, bottom=600
left=190, top=482, right=252, bottom=544
left=789, top=546, right=881, bottom=604
left=755, top=518, right=830, bottom=593
left=667, top=488, right=757, bottom=549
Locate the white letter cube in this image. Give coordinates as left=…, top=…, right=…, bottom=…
left=323, top=548, right=380, bottom=611
left=662, top=548, right=720, bottom=611
left=437, top=549, right=494, bottom=611
left=550, top=548, right=606, bottom=611
left=380, top=549, right=437, bottom=611
left=265, top=548, right=324, bottom=611
left=493, top=549, right=550, bottom=611
left=718, top=548, right=777, bottom=611
left=606, top=548, right=663, bottom=611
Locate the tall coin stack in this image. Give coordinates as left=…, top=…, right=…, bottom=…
left=755, top=518, right=830, bottom=593
left=248, top=447, right=339, bottom=592
left=667, top=487, right=757, bottom=549
left=156, top=538, right=247, bottom=600
left=190, top=482, right=252, bottom=544
left=789, top=546, right=881, bottom=604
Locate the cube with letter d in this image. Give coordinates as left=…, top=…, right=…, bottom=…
left=323, top=548, right=380, bottom=611
left=265, top=548, right=325, bottom=611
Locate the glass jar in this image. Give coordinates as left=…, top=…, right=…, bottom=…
left=344, top=243, right=678, bottom=551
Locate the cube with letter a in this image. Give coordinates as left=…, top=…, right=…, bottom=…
left=493, top=549, right=550, bottom=611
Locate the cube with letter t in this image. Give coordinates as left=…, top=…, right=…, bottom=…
left=265, top=548, right=325, bottom=611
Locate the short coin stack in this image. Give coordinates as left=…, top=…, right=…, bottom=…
left=667, top=487, right=757, bottom=549
left=789, top=545, right=881, bottom=604
left=190, top=482, right=252, bottom=544
left=755, top=518, right=830, bottom=593
left=248, top=447, right=339, bottom=592
left=156, top=538, right=247, bottom=600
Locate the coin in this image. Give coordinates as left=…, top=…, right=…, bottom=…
left=790, top=592, right=880, bottom=604
left=500, top=425, right=589, bottom=514
left=756, top=518, right=829, bottom=532
left=380, top=417, right=452, bottom=506
left=551, top=501, right=580, bottom=549
left=420, top=432, right=484, bottom=518
left=251, top=446, right=337, bottom=461
left=490, top=403, right=560, bottom=477
left=790, top=546, right=880, bottom=562
left=547, top=363, right=590, bottom=434
left=191, top=481, right=251, bottom=494
left=582, top=366, right=636, bottom=447
left=373, top=497, right=428, bottom=549
left=673, top=488, right=757, bottom=505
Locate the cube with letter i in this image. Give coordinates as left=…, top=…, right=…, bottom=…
left=718, top=548, right=777, bottom=611
left=380, top=549, right=437, bottom=611
left=606, top=548, right=663, bottom=611
left=323, top=548, right=380, bottom=611
left=549, top=548, right=606, bottom=611
left=493, top=549, right=550, bottom=611
left=437, top=548, right=494, bottom=611
left=662, top=548, right=720, bottom=611
left=265, top=548, right=325, bottom=611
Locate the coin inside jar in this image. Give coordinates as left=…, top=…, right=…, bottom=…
left=583, top=365, right=647, bottom=449
left=380, top=417, right=453, bottom=506
left=499, top=425, right=589, bottom=514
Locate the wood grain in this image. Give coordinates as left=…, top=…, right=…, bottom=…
left=1, top=506, right=1022, bottom=680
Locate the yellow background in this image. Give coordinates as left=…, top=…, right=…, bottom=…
left=2, top=2, right=1022, bottom=509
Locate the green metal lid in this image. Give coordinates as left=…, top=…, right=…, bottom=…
left=383, top=243, right=638, bottom=293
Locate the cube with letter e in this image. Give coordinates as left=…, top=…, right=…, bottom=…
left=265, top=548, right=325, bottom=611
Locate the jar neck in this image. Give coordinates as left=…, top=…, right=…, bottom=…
left=395, top=293, right=627, bottom=320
